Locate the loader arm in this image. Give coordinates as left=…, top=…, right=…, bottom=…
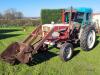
left=0, top=25, right=54, bottom=64
left=22, top=25, right=42, bottom=45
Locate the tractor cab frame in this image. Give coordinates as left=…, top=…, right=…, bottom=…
left=62, top=7, right=93, bottom=26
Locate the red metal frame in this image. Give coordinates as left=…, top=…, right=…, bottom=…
left=62, top=9, right=65, bottom=24
left=46, top=8, right=75, bottom=43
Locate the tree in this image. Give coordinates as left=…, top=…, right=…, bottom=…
left=0, top=13, right=3, bottom=19
left=4, top=8, right=24, bottom=20
left=15, top=12, right=23, bottom=19
left=4, top=8, right=16, bottom=19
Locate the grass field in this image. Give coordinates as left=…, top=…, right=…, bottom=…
left=0, top=26, right=100, bottom=75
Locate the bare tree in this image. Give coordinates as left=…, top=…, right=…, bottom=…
left=4, top=8, right=16, bottom=20
left=3, top=8, right=24, bottom=20
left=0, top=13, right=3, bottom=19
left=15, top=12, right=23, bottom=19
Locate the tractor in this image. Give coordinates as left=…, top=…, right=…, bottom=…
left=0, top=7, right=96, bottom=64
left=42, top=7, right=96, bottom=61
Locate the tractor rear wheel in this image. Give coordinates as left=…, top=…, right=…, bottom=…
left=59, top=43, right=73, bottom=61
left=80, top=25, right=96, bottom=51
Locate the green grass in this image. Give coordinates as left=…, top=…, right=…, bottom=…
left=0, top=26, right=100, bottom=75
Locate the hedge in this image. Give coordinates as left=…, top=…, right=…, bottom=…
left=41, top=9, right=62, bottom=24
left=0, top=19, right=41, bottom=27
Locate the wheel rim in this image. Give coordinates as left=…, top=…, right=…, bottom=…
left=64, top=47, right=72, bottom=59
left=87, top=30, right=95, bottom=49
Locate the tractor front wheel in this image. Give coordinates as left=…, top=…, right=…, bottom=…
left=59, top=43, right=73, bottom=61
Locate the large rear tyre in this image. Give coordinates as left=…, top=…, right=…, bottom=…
left=59, top=43, right=73, bottom=61
left=80, top=25, right=96, bottom=51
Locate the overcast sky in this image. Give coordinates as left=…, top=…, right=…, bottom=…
left=0, top=0, right=100, bottom=17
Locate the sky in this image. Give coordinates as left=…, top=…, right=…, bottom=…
left=0, top=0, right=100, bottom=17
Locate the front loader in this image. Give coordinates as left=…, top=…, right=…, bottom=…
left=0, top=25, right=54, bottom=64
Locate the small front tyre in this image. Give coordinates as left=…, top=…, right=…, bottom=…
left=59, top=43, right=73, bottom=61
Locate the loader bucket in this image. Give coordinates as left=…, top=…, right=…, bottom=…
left=0, top=42, right=20, bottom=64
left=0, top=42, right=33, bottom=64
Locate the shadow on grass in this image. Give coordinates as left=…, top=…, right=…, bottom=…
left=48, top=46, right=55, bottom=50
left=0, top=29, right=22, bottom=33
left=27, top=51, right=57, bottom=66
left=96, top=35, right=100, bottom=40
left=27, top=46, right=80, bottom=66
left=93, top=35, right=100, bottom=49
left=72, top=50, right=80, bottom=58
left=93, top=40, right=100, bottom=49
left=0, top=34, right=22, bottom=40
